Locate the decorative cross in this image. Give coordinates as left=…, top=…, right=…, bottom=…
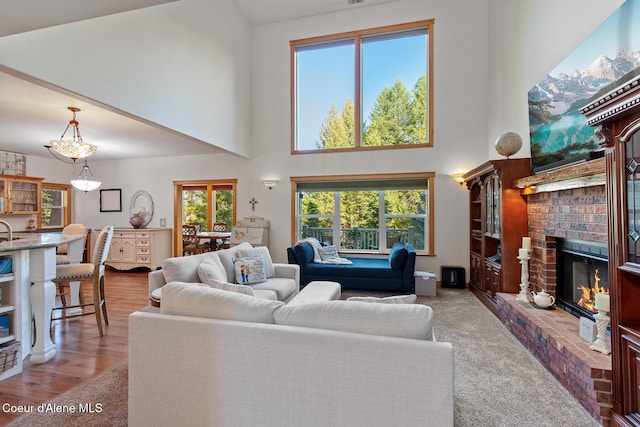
left=249, top=197, right=258, bottom=212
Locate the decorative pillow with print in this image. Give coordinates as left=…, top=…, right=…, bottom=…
left=234, top=256, right=266, bottom=285
left=237, top=246, right=276, bottom=278
left=318, top=245, right=339, bottom=261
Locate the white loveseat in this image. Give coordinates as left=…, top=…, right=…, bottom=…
left=148, top=242, right=300, bottom=302
left=128, top=282, right=455, bottom=427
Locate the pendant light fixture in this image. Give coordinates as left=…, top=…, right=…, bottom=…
left=50, top=107, right=97, bottom=161
left=70, top=158, right=101, bottom=192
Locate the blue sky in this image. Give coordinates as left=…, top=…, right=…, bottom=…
left=296, top=33, right=427, bottom=149
left=551, top=0, right=640, bottom=75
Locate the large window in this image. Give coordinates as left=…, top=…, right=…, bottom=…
left=40, top=183, right=71, bottom=229
left=291, top=20, right=433, bottom=153
left=292, top=173, right=434, bottom=255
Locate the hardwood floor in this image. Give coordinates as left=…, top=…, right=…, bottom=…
left=0, top=269, right=149, bottom=426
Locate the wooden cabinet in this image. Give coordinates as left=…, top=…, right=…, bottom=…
left=582, top=75, right=640, bottom=426
left=0, top=175, right=43, bottom=214
left=93, top=228, right=171, bottom=271
left=462, top=159, right=530, bottom=313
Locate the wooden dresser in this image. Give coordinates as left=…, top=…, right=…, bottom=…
left=92, top=228, right=171, bottom=271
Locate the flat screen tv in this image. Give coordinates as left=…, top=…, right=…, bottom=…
left=528, top=0, right=640, bottom=173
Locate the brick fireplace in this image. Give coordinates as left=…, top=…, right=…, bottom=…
left=496, top=157, right=613, bottom=425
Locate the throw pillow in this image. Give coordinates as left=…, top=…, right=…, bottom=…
left=160, top=282, right=284, bottom=324
left=318, top=245, right=339, bottom=261
left=208, top=279, right=255, bottom=296
left=234, top=256, right=267, bottom=285
left=389, top=242, right=408, bottom=270
left=274, top=300, right=433, bottom=340
left=237, top=246, right=276, bottom=278
left=346, top=294, right=417, bottom=304
left=197, top=261, right=227, bottom=284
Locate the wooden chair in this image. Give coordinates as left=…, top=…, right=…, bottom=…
left=182, top=224, right=208, bottom=255
left=213, top=222, right=230, bottom=250
left=55, top=224, right=88, bottom=308
left=55, top=223, right=88, bottom=265
left=52, top=226, right=114, bottom=337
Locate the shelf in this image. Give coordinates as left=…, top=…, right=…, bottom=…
left=0, top=275, right=14, bottom=283
left=0, top=305, right=14, bottom=314
left=0, top=335, right=15, bottom=345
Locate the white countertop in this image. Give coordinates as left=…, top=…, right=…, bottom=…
left=0, top=233, right=85, bottom=252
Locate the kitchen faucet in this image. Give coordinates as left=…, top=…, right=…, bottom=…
left=0, top=220, right=12, bottom=242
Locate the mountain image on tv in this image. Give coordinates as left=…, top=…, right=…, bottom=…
left=528, top=0, right=640, bottom=171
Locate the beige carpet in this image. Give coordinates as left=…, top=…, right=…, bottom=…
left=8, top=288, right=600, bottom=427
left=6, top=362, right=128, bottom=427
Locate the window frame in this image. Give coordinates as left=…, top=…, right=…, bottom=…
left=39, top=182, right=72, bottom=229
left=290, top=19, right=434, bottom=154
left=290, top=172, right=435, bottom=255
left=173, top=179, right=237, bottom=257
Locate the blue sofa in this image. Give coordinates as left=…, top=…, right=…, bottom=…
left=286, top=242, right=416, bottom=292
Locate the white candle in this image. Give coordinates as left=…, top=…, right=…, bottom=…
left=522, top=237, right=532, bottom=251
left=518, top=248, right=529, bottom=258
left=594, top=293, right=610, bottom=312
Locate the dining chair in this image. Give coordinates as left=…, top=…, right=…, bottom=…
left=182, top=224, right=208, bottom=255
left=55, top=224, right=88, bottom=309
left=56, top=223, right=88, bottom=265
left=52, top=226, right=114, bottom=336
left=213, top=222, right=230, bottom=250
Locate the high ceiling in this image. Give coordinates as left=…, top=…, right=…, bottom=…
left=0, top=0, right=397, bottom=161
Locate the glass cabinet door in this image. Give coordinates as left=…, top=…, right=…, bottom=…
left=9, top=179, right=39, bottom=213
left=484, top=174, right=501, bottom=237
left=626, top=131, right=640, bottom=264
left=0, top=179, right=5, bottom=213
left=493, top=174, right=501, bottom=236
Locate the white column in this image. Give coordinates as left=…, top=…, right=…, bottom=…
left=28, top=246, right=57, bottom=364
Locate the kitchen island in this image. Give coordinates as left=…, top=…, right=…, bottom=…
left=0, top=233, right=85, bottom=379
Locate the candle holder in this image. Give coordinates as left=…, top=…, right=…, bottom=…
left=515, top=249, right=533, bottom=303
left=589, top=310, right=611, bottom=355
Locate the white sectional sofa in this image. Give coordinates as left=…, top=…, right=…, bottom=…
left=148, top=242, right=300, bottom=302
left=128, top=282, right=455, bottom=427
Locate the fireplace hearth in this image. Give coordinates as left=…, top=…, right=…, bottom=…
left=556, top=239, right=608, bottom=320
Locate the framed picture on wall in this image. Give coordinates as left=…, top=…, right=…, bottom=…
left=100, top=189, right=122, bottom=212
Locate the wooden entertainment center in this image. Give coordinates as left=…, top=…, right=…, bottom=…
left=462, top=158, right=530, bottom=315
left=582, top=76, right=640, bottom=426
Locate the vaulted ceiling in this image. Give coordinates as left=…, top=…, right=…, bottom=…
left=0, top=0, right=398, bottom=160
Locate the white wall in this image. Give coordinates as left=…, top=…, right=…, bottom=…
left=4, top=0, right=628, bottom=273
left=0, top=0, right=252, bottom=157
left=487, top=0, right=625, bottom=158
left=248, top=0, right=490, bottom=270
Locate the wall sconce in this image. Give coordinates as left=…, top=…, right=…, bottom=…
left=261, top=179, right=279, bottom=190
left=450, top=173, right=465, bottom=186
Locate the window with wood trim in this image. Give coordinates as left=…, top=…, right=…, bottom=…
left=291, top=20, right=433, bottom=153
left=173, top=179, right=237, bottom=256
left=292, top=173, right=434, bottom=255
left=40, top=183, right=72, bottom=229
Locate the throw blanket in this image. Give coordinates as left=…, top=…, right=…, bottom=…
left=296, top=237, right=353, bottom=265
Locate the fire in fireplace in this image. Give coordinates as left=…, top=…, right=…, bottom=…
left=576, top=268, right=608, bottom=313
left=556, top=239, right=609, bottom=319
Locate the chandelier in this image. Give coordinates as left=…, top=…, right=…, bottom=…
left=70, top=158, right=101, bottom=192
left=50, top=107, right=97, bottom=161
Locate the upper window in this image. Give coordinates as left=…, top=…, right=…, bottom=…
left=291, top=20, right=433, bottom=153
